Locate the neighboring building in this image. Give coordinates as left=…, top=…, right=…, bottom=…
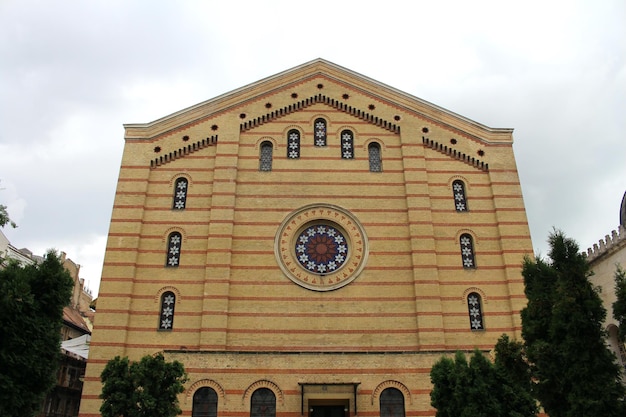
left=0, top=229, right=43, bottom=266
left=80, top=59, right=533, bottom=417
left=0, top=231, right=93, bottom=417
left=586, top=191, right=626, bottom=374
left=39, top=252, right=93, bottom=417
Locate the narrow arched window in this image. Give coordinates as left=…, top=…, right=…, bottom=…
left=452, top=180, right=468, bottom=212
left=158, top=291, right=176, bottom=330
left=166, top=232, right=182, bottom=267
left=467, top=292, right=484, bottom=330
left=287, top=129, right=300, bottom=159
left=460, top=233, right=476, bottom=269
left=314, top=118, right=327, bottom=147
left=368, top=142, right=382, bottom=172
left=250, top=388, right=275, bottom=417
left=192, top=387, right=218, bottom=417
left=173, top=178, right=188, bottom=210
left=259, top=141, right=273, bottom=171
left=380, top=388, right=405, bottom=417
left=341, top=130, right=354, bottom=159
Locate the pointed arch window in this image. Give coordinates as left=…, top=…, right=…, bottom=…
left=259, top=141, right=273, bottom=171
left=341, top=130, right=354, bottom=159
left=368, top=142, right=382, bottom=172
left=250, top=388, right=275, bottom=417
left=287, top=129, right=300, bottom=159
left=192, top=387, right=218, bottom=417
left=166, top=232, right=182, bottom=267
left=173, top=178, right=188, bottom=210
left=314, top=118, right=327, bottom=147
left=452, top=180, right=468, bottom=212
left=467, top=292, right=484, bottom=330
left=380, top=388, right=405, bottom=417
left=460, top=233, right=476, bottom=269
left=158, top=291, right=176, bottom=330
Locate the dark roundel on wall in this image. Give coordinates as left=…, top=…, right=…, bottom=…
left=275, top=204, right=368, bottom=291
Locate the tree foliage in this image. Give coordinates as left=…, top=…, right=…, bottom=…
left=1, top=182, right=17, bottom=229
left=100, top=353, right=188, bottom=417
left=0, top=251, right=74, bottom=417
left=613, top=265, right=626, bottom=342
left=521, top=230, right=626, bottom=417
left=0, top=203, right=17, bottom=228
left=430, top=335, right=537, bottom=417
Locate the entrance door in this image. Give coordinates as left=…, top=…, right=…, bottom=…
left=311, top=405, right=346, bottom=417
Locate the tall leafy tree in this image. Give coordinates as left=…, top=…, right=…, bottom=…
left=430, top=335, right=537, bottom=417
left=100, top=353, right=188, bottom=417
left=521, top=230, right=626, bottom=417
left=613, top=265, right=626, bottom=343
left=0, top=251, right=74, bottom=417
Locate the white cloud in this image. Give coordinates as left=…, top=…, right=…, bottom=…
left=0, top=0, right=624, bottom=295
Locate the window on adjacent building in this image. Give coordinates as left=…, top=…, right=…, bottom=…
left=192, top=387, right=218, bottom=417
left=287, top=129, right=300, bottom=159
left=467, top=292, right=484, bottom=330
left=314, top=118, right=327, bottom=147
left=166, top=232, right=182, bottom=267
left=380, top=388, right=405, bottom=417
left=368, top=142, right=382, bottom=172
left=158, top=291, right=176, bottom=330
left=460, top=233, right=476, bottom=269
left=341, top=130, right=354, bottom=159
left=173, top=178, right=188, bottom=210
left=250, top=388, right=275, bottom=417
left=452, top=180, right=468, bottom=212
left=260, top=141, right=273, bottom=171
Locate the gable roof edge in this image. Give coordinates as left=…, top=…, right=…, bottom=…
left=124, top=58, right=513, bottom=143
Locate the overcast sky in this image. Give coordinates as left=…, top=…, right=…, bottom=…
left=1, top=0, right=625, bottom=296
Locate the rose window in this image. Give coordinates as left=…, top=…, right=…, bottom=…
left=295, top=225, right=348, bottom=274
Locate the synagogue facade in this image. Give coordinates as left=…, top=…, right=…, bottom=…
left=79, top=59, right=533, bottom=417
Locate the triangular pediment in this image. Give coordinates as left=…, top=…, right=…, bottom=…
left=126, top=58, right=513, bottom=144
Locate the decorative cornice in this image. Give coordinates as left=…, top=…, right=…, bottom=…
left=422, top=137, right=489, bottom=171
left=240, top=93, right=400, bottom=134
left=150, top=135, right=218, bottom=168
left=585, top=225, right=626, bottom=263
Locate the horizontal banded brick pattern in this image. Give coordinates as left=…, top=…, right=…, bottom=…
left=80, top=61, right=533, bottom=417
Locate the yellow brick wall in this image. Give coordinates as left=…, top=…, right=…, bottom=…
left=79, top=60, right=533, bottom=417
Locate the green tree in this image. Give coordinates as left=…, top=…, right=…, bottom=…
left=100, top=353, right=188, bottom=417
left=0, top=203, right=16, bottom=228
left=0, top=251, right=74, bottom=417
left=613, top=265, right=626, bottom=342
left=521, top=230, right=626, bottom=417
left=1, top=181, right=17, bottom=228
left=430, top=335, right=537, bottom=417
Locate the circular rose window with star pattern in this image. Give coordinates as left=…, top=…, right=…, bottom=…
left=275, top=204, right=368, bottom=291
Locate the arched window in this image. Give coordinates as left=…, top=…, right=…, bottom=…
left=460, top=233, right=476, bottom=269
left=173, top=177, right=188, bottom=210
left=467, top=292, right=484, bottom=330
left=380, top=388, right=405, bottom=417
left=314, top=118, right=327, bottom=147
left=166, top=232, right=182, bottom=267
left=192, top=387, right=218, bottom=417
left=250, top=388, right=275, bottom=417
left=341, top=130, right=354, bottom=159
left=158, top=291, right=176, bottom=330
left=259, top=141, right=273, bottom=172
left=452, top=180, right=468, bottom=212
left=368, top=142, right=382, bottom=172
left=287, top=129, right=300, bottom=159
